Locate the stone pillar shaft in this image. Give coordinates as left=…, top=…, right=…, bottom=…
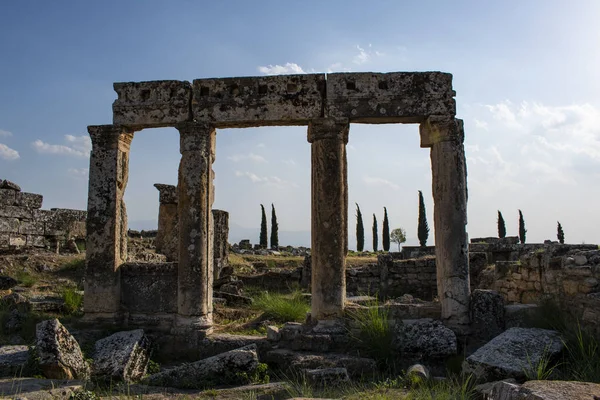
left=308, top=118, right=349, bottom=320
left=84, top=125, right=134, bottom=315
left=154, top=184, right=179, bottom=261
left=212, top=210, right=229, bottom=281
left=176, top=122, right=215, bottom=327
left=422, top=116, right=470, bottom=332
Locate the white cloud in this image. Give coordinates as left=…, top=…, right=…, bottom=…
left=282, top=159, right=296, bottom=166
left=0, top=144, right=19, bottom=160
left=474, top=119, right=489, bottom=131
left=0, top=129, right=13, bottom=137
left=227, top=153, right=267, bottom=163
left=363, top=176, right=400, bottom=190
left=258, top=63, right=305, bottom=75
left=235, top=170, right=298, bottom=189
left=353, top=44, right=383, bottom=65
left=32, top=135, right=92, bottom=157
left=67, top=168, right=89, bottom=178
left=256, top=143, right=266, bottom=148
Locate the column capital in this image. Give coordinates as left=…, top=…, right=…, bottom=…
left=419, top=116, right=464, bottom=148
left=307, top=118, right=349, bottom=144
left=154, top=183, right=178, bottom=204
left=88, top=125, right=134, bottom=150
left=177, top=122, right=216, bottom=153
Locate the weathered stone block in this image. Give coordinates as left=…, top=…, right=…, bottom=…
left=19, top=220, right=44, bottom=235
left=470, top=289, right=505, bottom=341
left=0, top=206, right=32, bottom=219
left=120, top=262, right=178, bottom=313
left=0, top=180, right=21, bottom=191
left=93, top=329, right=150, bottom=382
left=0, top=234, right=8, bottom=247
left=395, top=318, right=457, bottom=358
left=326, top=72, right=456, bottom=122
left=0, top=345, right=29, bottom=377
left=8, top=235, right=26, bottom=247
left=0, top=217, right=19, bottom=233
left=26, top=235, right=47, bottom=248
left=14, top=192, right=43, bottom=209
left=0, top=189, right=16, bottom=206
left=462, top=327, right=563, bottom=382
left=144, top=344, right=259, bottom=389
left=192, top=74, right=325, bottom=127
left=36, top=319, right=90, bottom=380
left=113, top=80, right=192, bottom=127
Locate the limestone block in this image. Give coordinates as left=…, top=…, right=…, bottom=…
left=35, top=319, right=90, bottom=380
left=394, top=318, right=457, bottom=358
left=8, top=235, right=26, bottom=247
left=563, top=280, right=580, bottom=295
left=304, top=367, right=350, bottom=387
left=0, top=205, right=32, bottom=219
left=326, top=72, right=456, bottom=122
left=144, top=344, right=259, bottom=389
left=0, top=345, right=29, bottom=377
left=113, top=80, right=192, bottom=127
left=0, top=180, right=21, bottom=191
left=92, top=329, right=150, bottom=382
left=470, top=289, right=505, bottom=341
left=580, top=278, right=599, bottom=294
left=14, top=192, right=43, bottom=209
left=0, top=189, right=16, bottom=206
left=19, top=220, right=44, bottom=235
left=0, top=234, right=8, bottom=247
left=0, top=217, right=19, bottom=233
left=192, top=74, right=325, bottom=127
left=462, top=327, right=563, bottom=382
left=154, top=183, right=177, bottom=204
left=120, top=262, right=178, bottom=314
left=27, top=235, right=47, bottom=248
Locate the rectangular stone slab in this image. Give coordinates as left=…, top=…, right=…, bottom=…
left=113, top=80, right=192, bottom=128
left=325, top=72, right=456, bottom=122
left=192, top=74, right=325, bottom=127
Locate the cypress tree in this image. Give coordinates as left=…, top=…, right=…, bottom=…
left=518, top=209, right=527, bottom=244
left=372, top=214, right=378, bottom=252
left=270, top=203, right=279, bottom=249
left=498, top=211, right=506, bottom=239
left=417, top=191, right=429, bottom=248
left=356, top=203, right=364, bottom=252
left=382, top=207, right=390, bottom=251
left=259, top=204, right=268, bottom=248
left=557, top=221, right=565, bottom=244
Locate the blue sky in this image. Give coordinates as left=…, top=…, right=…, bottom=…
left=2, top=1, right=600, bottom=247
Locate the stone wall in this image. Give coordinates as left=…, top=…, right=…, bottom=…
left=346, top=255, right=437, bottom=300
left=0, top=180, right=86, bottom=252
left=480, top=244, right=600, bottom=333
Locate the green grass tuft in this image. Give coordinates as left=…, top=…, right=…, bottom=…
left=346, top=297, right=394, bottom=366
left=62, top=288, right=83, bottom=315
left=15, top=271, right=37, bottom=288
left=252, top=290, right=309, bottom=323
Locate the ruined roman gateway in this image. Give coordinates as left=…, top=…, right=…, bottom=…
left=84, top=72, right=470, bottom=336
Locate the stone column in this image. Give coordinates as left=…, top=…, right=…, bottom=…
left=420, top=116, right=470, bottom=333
left=307, top=118, right=349, bottom=320
left=154, top=183, right=179, bottom=261
left=212, top=209, right=229, bottom=281
left=176, top=122, right=215, bottom=330
left=84, top=125, right=134, bottom=318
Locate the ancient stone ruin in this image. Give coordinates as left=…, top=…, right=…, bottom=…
left=84, top=72, right=469, bottom=335
left=0, top=179, right=86, bottom=252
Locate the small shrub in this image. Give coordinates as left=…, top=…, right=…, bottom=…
left=15, top=271, right=37, bottom=288
left=60, top=258, right=85, bottom=272
left=563, top=323, right=600, bottom=383
left=147, top=359, right=160, bottom=374
left=405, top=375, right=477, bottom=400
left=253, top=291, right=309, bottom=323
left=63, top=288, right=83, bottom=315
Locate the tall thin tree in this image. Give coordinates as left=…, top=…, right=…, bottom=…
left=259, top=204, right=268, bottom=248
left=518, top=209, right=527, bottom=244
left=270, top=203, right=279, bottom=249
left=417, top=191, right=429, bottom=248
left=382, top=207, right=390, bottom=251
left=356, top=203, right=364, bottom=252
left=372, top=214, right=378, bottom=252
left=497, top=211, right=506, bottom=239
left=557, top=221, right=565, bottom=244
